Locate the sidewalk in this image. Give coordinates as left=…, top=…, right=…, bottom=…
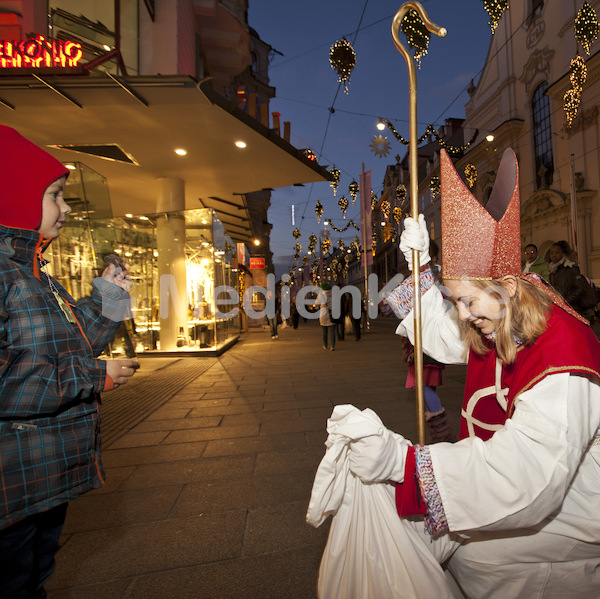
left=47, top=318, right=466, bottom=599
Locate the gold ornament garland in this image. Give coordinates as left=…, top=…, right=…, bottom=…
left=429, top=176, right=441, bottom=196
left=329, top=38, right=357, bottom=93
left=386, top=121, right=479, bottom=155
left=464, top=164, right=477, bottom=188
left=338, top=196, right=349, bottom=218
left=329, top=167, right=341, bottom=195
left=348, top=181, right=359, bottom=204
left=484, top=0, right=509, bottom=34
left=564, top=55, right=588, bottom=127
left=315, top=201, right=323, bottom=223
left=575, top=2, right=599, bottom=55
left=401, top=9, right=430, bottom=68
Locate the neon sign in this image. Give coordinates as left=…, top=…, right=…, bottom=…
left=0, top=35, right=83, bottom=69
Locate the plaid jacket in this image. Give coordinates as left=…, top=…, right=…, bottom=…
left=0, top=225, right=127, bottom=529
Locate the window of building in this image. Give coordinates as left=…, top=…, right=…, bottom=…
left=532, top=81, right=554, bottom=189
left=531, top=0, right=544, bottom=19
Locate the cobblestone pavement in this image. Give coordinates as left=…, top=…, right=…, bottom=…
left=47, top=318, right=466, bottom=599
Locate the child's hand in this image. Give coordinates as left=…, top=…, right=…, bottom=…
left=105, top=359, right=139, bottom=388
left=101, top=262, right=133, bottom=293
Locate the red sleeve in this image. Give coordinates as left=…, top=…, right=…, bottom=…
left=395, top=446, right=427, bottom=517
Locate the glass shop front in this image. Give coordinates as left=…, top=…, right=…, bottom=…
left=43, top=164, right=240, bottom=355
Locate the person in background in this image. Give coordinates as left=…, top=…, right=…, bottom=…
left=0, top=125, right=138, bottom=598
left=522, top=243, right=549, bottom=279
left=319, top=282, right=336, bottom=351
left=265, top=289, right=279, bottom=339
left=291, top=296, right=300, bottom=329
left=548, top=240, right=585, bottom=313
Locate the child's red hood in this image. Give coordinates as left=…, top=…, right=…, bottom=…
left=0, top=125, right=69, bottom=231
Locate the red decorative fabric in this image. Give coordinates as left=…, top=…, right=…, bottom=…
left=460, top=305, right=600, bottom=441
left=395, top=446, right=427, bottom=517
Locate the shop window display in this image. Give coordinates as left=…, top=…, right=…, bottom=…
left=44, top=177, right=239, bottom=354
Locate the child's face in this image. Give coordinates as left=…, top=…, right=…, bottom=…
left=443, top=279, right=513, bottom=335
left=38, top=176, right=70, bottom=238
left=549, top=245, right=563, bottom=264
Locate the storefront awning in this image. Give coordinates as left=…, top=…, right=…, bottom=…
left=0, top=75, right=330, bottom=242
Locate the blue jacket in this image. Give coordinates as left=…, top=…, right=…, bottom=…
left=0, top=225, right=126, bottom=528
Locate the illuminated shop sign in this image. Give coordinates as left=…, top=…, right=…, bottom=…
left=0, top=35, right=83, bottom=69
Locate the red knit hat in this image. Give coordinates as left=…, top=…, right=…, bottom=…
left=0, top=125, right=69, bottom=230
left=441, top=148, right=521, bottom=280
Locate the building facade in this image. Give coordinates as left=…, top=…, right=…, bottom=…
left=426, top=0, right=600, bottom=279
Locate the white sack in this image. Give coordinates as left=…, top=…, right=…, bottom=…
left=307, top=404, right=453, bottom=599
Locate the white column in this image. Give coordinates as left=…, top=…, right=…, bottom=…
left=156, top=178, right=187, bottom=351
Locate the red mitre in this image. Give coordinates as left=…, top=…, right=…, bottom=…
left=441, top=148, right=521, bottom=280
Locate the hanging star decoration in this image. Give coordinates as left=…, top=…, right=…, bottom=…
left=564, top=55, right=588, bottom=127
left=292, top=228, right=301, bottom=240
left=315, top=201, right=324, bottom=223
left=329, top=38, right=356, bottom=93
left=329, top=167, right=341, bottom=195
left=484, top=0, right=509, bottom=34
left=393, top=206, right=402, bottom=223
left=338, top=196, right=349, bottom=218
left=464, top=165, right=477, bottom=189
left=370, top=134, right=392, bottom=158
left=401, top=9, right=431, bottom=68
left=348, top=181, right=359, bottom=204
left=575, top=2, right=599, bottom=55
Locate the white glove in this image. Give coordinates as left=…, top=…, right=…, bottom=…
left=400, top=215, right=430, bottom=270
left=349, top=428, right=409, bottom=484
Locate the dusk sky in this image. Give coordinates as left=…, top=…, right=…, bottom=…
left=247, top=1, right=494, bottom=277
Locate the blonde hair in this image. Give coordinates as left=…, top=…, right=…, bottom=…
left=458, top=277, right=551, bottom=364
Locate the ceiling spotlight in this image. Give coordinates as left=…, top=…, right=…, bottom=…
left=174, top=148, right=187, bottom=156
left=377, top=118, right=385, bottom=131
left=235, top=140, right=247, bottom=149
left=65, top=164, right=76, bottom=170
left=253, top=239, right=260, bottom=246
left=486, top=134, right=494, bottom=142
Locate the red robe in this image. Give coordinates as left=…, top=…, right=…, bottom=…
left=397, top=305, right=600, bottom=517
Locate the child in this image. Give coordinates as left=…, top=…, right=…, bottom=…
left=349, top=148, right=600, bottom=597
left=0, top=125, right=139, bottom=598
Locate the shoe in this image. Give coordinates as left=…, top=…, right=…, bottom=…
left=275, top=335, right=278, bottom=338
left=330, top=347, right=335, bottom=351
left=272, top=336, right=276, bottom=339
left=323, top=345, right=327, bottom=350
left=426, top=410, right=455, bottom=443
